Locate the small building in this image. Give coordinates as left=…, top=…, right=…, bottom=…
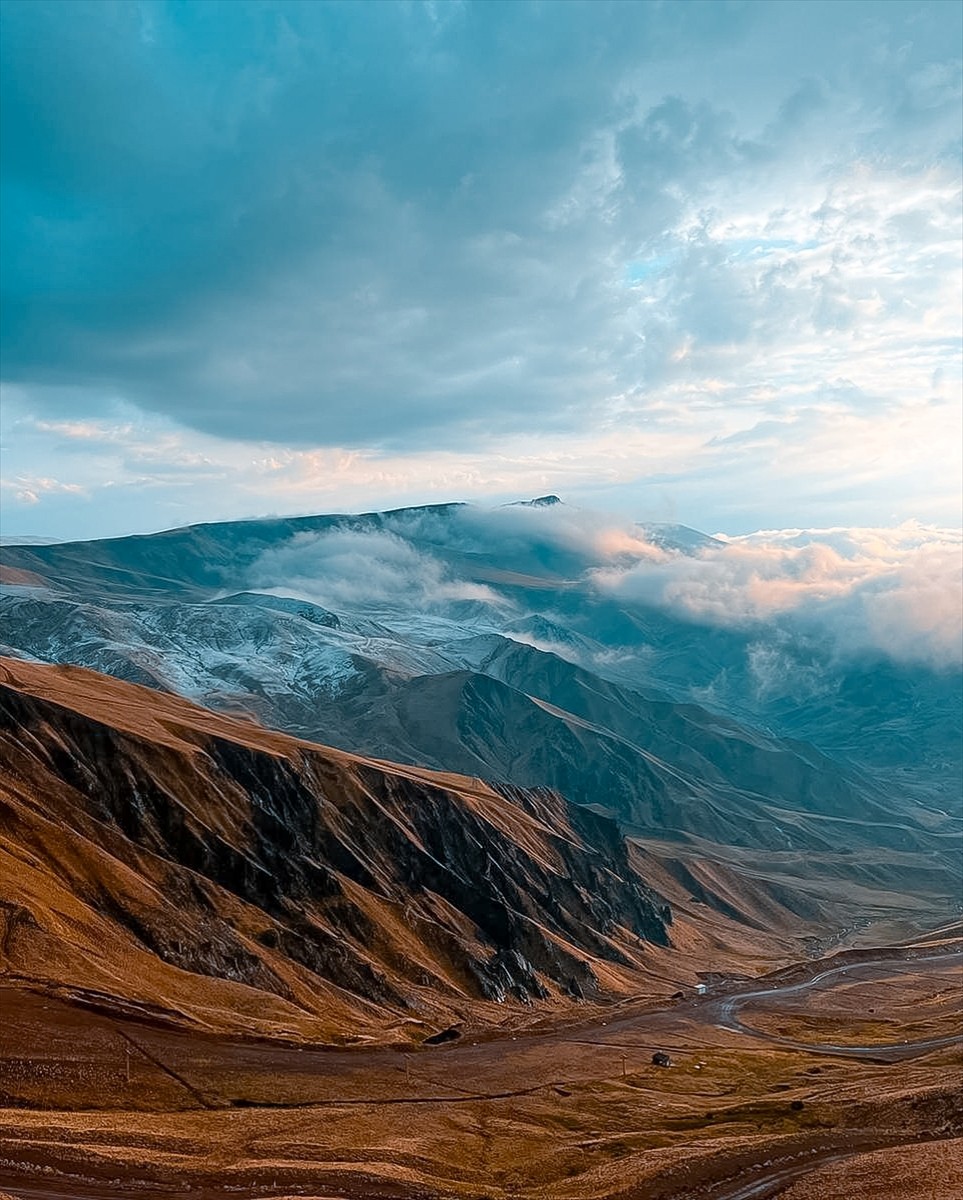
left=695, top=983, right=708, bottom=995
left=652, top=1051, right=672, bottom=1067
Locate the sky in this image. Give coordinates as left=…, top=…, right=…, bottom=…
left=0, top=0, right=961, bottom=541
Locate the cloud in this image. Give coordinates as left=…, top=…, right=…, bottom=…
left=0, top=473, right=87, bottom=507
left=243, top=501, right=684, bottom=622
left=248, top=526, right=503, bottom=612
left=592, top=522, right=963, bottom=669
left=381, top=500, right=667, bottom=567
left=744, top=640, right=833, bottom=705
left=246, top=502, right=962, bottom=670
left=2, top=372, right=959, bottom=548
left=1, top=3, right=960, bottom=540
left=2, top=0, right=960, bottom=458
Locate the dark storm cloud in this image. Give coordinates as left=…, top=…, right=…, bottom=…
left=4, top=0, right=959, bottom=451
left=0, top=0, right=724, bottom=444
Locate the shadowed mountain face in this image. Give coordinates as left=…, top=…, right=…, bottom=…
left=1, top=502, right=960, bottom=925
left=0, top=656, right=672, bottom=1042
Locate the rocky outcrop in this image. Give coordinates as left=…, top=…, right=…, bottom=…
left=0, top=657, right=670, bottom=1041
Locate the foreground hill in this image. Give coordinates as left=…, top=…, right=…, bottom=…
left=0, top=655, right=683, bottom=1043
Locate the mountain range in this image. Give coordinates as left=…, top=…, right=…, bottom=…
left=3, top=498, right=962, bottom=1200
left=2, top=500, right=960, bottom=948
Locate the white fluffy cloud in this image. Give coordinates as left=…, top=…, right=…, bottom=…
left=593, top=522, right=963, bottom=669
left=249, top=526, right=502, bottom=612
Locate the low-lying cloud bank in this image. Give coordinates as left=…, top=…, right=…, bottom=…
left=593, top=522, right=963, bottom=670
left=250, top=526, right=504, bottom=612
left=249, top=503, right=962, bottom=671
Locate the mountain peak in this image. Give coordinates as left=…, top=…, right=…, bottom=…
left=508, top=494, right=563, bottom=508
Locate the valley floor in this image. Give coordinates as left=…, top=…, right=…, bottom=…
left=1, top=939, right=960, bottom=1200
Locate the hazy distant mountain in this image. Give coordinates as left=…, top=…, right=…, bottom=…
left=636, top=523, right=726, bottom=553
left=0, top=535, right=65, bottom=546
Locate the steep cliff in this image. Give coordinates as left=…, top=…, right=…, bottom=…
left=0, top=656, right=669, bottom=1044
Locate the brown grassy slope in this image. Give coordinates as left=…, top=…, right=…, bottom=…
left=0, top=565, right=49, bottom=588
left=1, top=982, right=960, bottom=1198
left=779, top=1138, right=963, bottom=1200
left=0, top=655, right=685, bottom=1044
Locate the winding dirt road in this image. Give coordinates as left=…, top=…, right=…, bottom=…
left=708, top=950, right=963, bottom=1060
left=1, top=945, right=960, bottom=1200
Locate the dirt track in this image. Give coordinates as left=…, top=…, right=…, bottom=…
left=1, top=944, right=961, bottom=1199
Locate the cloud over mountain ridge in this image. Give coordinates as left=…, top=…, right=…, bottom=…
left=245, top=503, right=963, bottom=669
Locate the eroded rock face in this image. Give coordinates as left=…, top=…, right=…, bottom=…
left=0, top=657, right=670, bottom=1034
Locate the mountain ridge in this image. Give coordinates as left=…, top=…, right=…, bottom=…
left=0, top=654, right=683, bottom=1044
